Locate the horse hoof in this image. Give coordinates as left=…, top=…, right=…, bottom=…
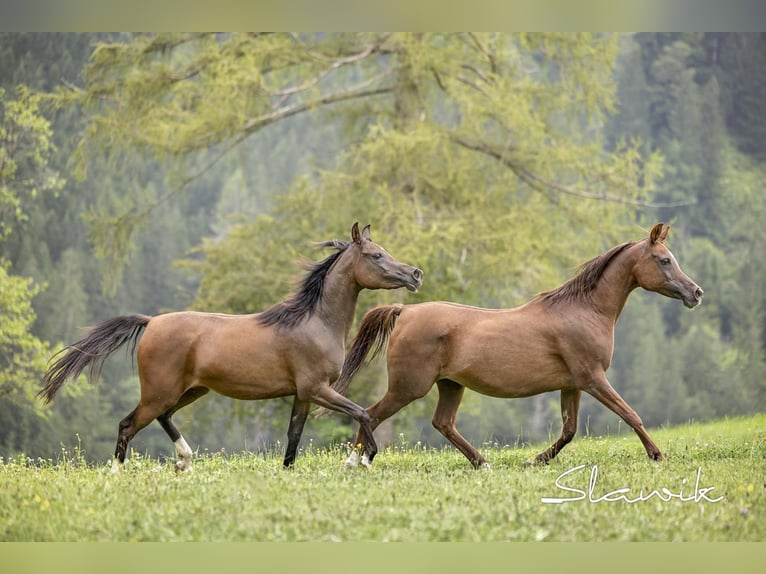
left=345, top=451, right=360, bottom=468
left=360, top=454, right=371, bottom=468
left=175, top=460, right=192, bottom=473
left=479, top=462, right=491, bottom=471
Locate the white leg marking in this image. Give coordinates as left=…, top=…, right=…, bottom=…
left=110, top=458, right=123, bottom=474
left=174, top=436, right=193, bottom=472
left=360, top=454, right=371, bottom=468
left=345, top=450, right=360, bottom=468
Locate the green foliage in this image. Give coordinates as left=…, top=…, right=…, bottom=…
left=65, top=33, right=658, bottom=293
left=0, top=414, right=762, bottom=541
left=0, top=84, right=60, bottom=412
left=174, top=33, right=659, bottom=314
left=0, top=34, right=210, bottom=459
left=0, top=86, right=64, bottom=240
left=0, top=262, right=52, bottom=408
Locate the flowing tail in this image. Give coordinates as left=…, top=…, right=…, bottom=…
left=38, top=314, right=151, bottom=404
left=316, top=304, right=403, bottom=417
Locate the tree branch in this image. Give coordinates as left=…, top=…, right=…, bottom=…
left=244, top=69, right=395, bottom=134
left=456, top=75, right=492, bottom=98
left=466, top=33, right=498, bottom=75
left=460, top=63, right=495, bottom=86
left=451, top=136, right=693, bottom=208
left=272, top=41, right=385, bottom=98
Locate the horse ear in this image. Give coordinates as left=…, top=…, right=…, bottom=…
left=649, top=222, right=665, bottom=244
left=659, top=224, right=670, bottom=242
left=361, top=224, right=371, bottom=240
left=351, top=222, right=361, bottom=244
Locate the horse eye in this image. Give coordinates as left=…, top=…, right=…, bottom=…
left=660, top=258, right=671, bottom=266
left=372, top=253, right=383, bottom=260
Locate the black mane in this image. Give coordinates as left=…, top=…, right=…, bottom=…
left=257, top=244, right=348, bottom=328
left=537, top=241, right=634, bottom=306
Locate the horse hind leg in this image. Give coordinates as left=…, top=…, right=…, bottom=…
left=112, top=401, right=166, bottom=473
left=112, top=408, right=137, bottom=473
left=527, top=389, right=581, bottom=466
left=345, top=398, right=392, bottom=468
left=157, top=387, right=210, bottom=472
left=346, top=384, right=428, bottom=468
left=157, top=416, right=193, bottom=473
left=306, top=384, right=380, bottom=468
left=432, top=379, right=488, bottom=469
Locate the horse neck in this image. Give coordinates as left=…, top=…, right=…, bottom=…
left=590, top=242, right=642, bottom=324
left=314, top=251, right=362, bottom=340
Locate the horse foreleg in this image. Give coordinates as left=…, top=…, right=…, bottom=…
left=433, top=379, right=488, bottom=469
left=283, top=397, right=311, bottom=468
left=309, top=385, right=377, bottom=467
left=528, top=389, right=581, bottom=466
left=585, top=375, right=664, bottom=461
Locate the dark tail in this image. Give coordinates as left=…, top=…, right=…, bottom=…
left=38, top=314, right=151, bottom=404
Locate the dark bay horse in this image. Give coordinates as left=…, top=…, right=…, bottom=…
left=39, top=223, right=422, bottom=472
left=331, top=223, right=703, bottom=468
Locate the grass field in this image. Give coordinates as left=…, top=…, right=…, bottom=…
left=1, top=414, right=763, bottom=542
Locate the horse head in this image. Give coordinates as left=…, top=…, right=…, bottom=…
left=633, top=223, right=703, bottom=309
left=346, top=222, right=423, bottom=292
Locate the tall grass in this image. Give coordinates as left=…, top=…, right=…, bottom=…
left=0, top=414, right=763, bottom=541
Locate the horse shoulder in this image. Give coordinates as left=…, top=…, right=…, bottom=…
left=276, top=321, right=345, bottom=375
left=547, top=308, right=615, bottom=375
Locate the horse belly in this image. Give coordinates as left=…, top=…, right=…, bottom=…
left=203, top=369, right=296, bottom=401
left=193, top=336, right=297, bottom=401
left=446, top=330, right=571, bottom=399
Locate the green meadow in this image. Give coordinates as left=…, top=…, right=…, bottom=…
left=1, top=414, right=763, bottom=542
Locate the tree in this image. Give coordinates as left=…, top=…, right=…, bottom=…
left=0, top=262, right=50, bottom=406
left=61, top=33, right=663, bottom=294
left=1, top=86, right=63, bottom=240
left=0, top=86, right=60, bottom=409
left=0, top=34, right=242, bottom=461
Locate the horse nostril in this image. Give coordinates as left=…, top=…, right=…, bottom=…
left=413, top=268, right=423, bottom=281
left=695, top=287, right=704, bottom=299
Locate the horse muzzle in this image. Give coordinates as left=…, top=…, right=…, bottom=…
left=682, top=285, right=704, bottom=309
left=405, top=267, right=424, bottom=292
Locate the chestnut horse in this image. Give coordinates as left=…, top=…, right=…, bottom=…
left=331, top=223, right=703, bottom=468
left=39, top=223, right=422, bottom=472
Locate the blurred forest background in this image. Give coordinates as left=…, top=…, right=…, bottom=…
left=1, top=33, right=764, bottom=463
